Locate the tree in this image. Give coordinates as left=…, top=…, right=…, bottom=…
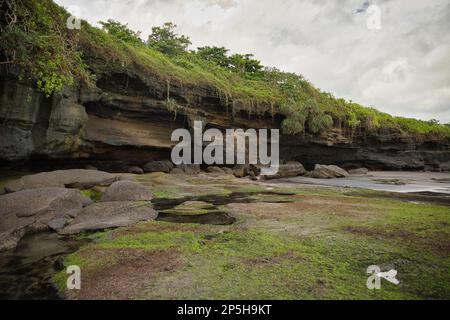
left=196, top=46, right=230, bottom=67
left=229, top=53, right=263, bottom=74
left=99, top=19, right=142, bottom=45
left=147, top=22, right=191, bottom=55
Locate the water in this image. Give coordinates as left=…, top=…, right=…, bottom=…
left=0, top=233, right=86, bottom=300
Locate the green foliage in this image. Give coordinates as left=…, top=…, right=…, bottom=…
left=99, top=19, right=142, bottom=45
left=196, top=46, right=230, bottom=67
left=147, top=22, right=191, bottom=56
left=228, top=53, right=263, bottom=74
left=195, top=46, right=264, bottom=76
left=0, top=0, right=92, bottom=97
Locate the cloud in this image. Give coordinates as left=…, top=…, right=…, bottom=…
left=55, top=0, right=450, bottom=122
left=355, top=1, right=371, bottom=13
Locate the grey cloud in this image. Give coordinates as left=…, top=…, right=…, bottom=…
left=355, top=1, right=370, bottom=13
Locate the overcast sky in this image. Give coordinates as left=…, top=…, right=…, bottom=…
left=55, top=0, right=450, bottom=122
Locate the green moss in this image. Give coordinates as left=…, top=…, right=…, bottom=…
left=57, top=191, right=450, bottom=299
left=81, top=189, right=102, bottom=202
left=153, top=190, right=183, bottom=199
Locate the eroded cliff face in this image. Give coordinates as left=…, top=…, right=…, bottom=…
left=1, top=69, right=449, bottom=172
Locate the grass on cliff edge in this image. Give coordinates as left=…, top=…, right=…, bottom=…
left=2, top=0, right=449, bottom=139
left=54, top=187, right=450, bottom=300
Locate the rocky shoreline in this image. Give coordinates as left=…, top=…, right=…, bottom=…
left=2, top=164, right=449, bottom=253
left=0, top=167, right=449, bottom=300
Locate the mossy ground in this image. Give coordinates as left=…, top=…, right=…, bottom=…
left=54, top=174, right=450, bottom=300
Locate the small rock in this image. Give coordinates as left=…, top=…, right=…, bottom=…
left=84, top=165, right=98, bottom=171
left=143, top=160, right=174, bottom=173
left=101, top=181, right=153, bottom=202
left=128, top=166, right=144, bottom=175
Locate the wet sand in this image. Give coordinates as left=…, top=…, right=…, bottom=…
left=282, top=171, right=450, bottom=194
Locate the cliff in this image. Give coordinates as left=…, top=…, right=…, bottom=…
left=1, top=72, right=449, bottom=172
left=0, top=0, right=449, bottom=172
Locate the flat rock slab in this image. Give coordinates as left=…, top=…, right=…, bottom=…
left=0, top=188, right=91, bottom=251
left=5, top=169, right=118, bottom=193
left=101, top=181, right=153, bottom=202
left=59, top=202, right=158, bottom=235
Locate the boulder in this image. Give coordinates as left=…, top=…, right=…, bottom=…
left=0, top=188, right=91, bottom=251
left=101, top=181, right=153, bottom=202
left=264, top=162, right=306, bottom=180
left=4, top=169, right=118, bottom=193
left=312, top=164, right=349, bottom=179
left=59, top=202, right=158, bottom=235
left=128, top=166, right=144, bottom=175
left=349, top=168, right=369, bottom=175
left=143, top=160, right=174, bottom=173
left=232, top=165, right=247, bottom=178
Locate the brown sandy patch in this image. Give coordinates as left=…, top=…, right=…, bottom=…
left=344, top=226, right=450, bottom=254
left=71, top=248, right=183, bottom=300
